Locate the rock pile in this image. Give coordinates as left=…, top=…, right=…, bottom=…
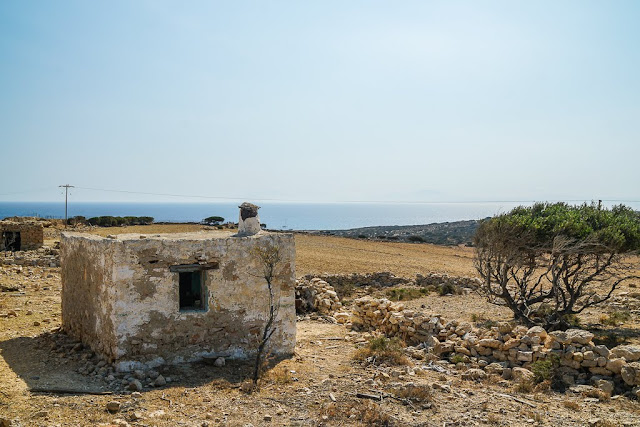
left=0, top=246, right=60, bottom=267
left=349, top=296, right=640, bottom=390
left=295, top=278, right=342, bottom=314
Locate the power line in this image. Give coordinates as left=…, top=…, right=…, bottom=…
left=71, top=186, right=640, bottom=205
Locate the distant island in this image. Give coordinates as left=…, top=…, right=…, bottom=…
left=308, top=219, right=484, bottom=246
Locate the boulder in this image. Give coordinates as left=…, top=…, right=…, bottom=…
left=611, top=345, right=640, bottom=362
left=565, top=329, right=594, bottom=345
left=512, top=367, right=535, bottom=383
left=548, top=331, right=570, bottom=345
left=605, top=358, right=626, bottom=374
left=462, top=368, right=487, bottom=381
left=621, top=362, right=640, bottom=386
left=526, top=326, right=547, bottom=340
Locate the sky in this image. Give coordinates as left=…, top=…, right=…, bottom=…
left=1, top=1, right=639, bottom=204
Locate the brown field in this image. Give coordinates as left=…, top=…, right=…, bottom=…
left=1, top=225, right=639, bottom=426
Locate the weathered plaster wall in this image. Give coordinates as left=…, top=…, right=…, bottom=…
left=61, top=231, right=296, bottom=370
left=60, top=234, right=118, bottom=358
left=0, top=221, right=44, bottom=250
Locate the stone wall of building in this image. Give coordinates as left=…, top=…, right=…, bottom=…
left=61, top=230, right=296, bottom=371
left=0, top=221, right=44, bottom=251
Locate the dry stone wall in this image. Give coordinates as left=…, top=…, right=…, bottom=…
left=0, top=221, right=44, bottom=251
left=295, top=278, right=342, bottom=314
left=301, top=271, right=481, bottom=297
left=349, top=296, right=640, bottom=390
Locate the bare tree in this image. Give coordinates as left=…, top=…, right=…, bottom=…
left=251, top=241, right=282, bottom=385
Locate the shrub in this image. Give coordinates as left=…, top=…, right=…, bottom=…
left=67, top=216, right=87, bottom=226
left=530, top=355, right=560, bottom=383
left=407, top=235, right=425, bottom=243
left=386, top=288, right=428, bottom=301
left=438, top=283, right=456, bottom=296
left=600, top=310, right=631, bottom=326
left=450, top=354, right=466, bottom=364
left=353, top=337, right=409, bottom=366
left=87, top=216, right=154, bottom=227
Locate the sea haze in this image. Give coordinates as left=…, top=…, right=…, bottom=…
left=1, top=201, right=633, bottom=231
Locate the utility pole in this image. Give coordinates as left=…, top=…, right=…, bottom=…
left=59, top=184, right=74, bottom=227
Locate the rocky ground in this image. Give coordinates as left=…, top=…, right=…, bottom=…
left=312, top=220, right=481, bottom=246
left=1, top=226, right=640, bottom=426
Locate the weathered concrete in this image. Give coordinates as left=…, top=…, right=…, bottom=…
left=61, top=230, right=296, bottom=371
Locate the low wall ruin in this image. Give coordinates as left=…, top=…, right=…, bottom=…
left=0, top=221, right=44, bottom=251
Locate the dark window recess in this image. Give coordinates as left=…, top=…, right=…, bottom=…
left=2, top=231, right=20, bottom=252
left=171, top=262, right=218, bottom=312
left=179, top=271, right=204, bottom=311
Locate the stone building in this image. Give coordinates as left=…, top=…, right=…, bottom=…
left=60, top=206, right=296, bottom=371
left=0, top=220, right=44, bottom=251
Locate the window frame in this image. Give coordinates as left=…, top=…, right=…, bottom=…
left=170, top=262, right=218, bottom=313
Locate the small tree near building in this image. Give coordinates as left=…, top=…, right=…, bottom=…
left=251, top=241, right=282, bottom=385
left=474, top=202, right=640, bottom=330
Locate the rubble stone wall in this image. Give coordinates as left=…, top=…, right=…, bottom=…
left=0, top=221, right=44, bottom=251
left=350, top=296, right=640, bottom=388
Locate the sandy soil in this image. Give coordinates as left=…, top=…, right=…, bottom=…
left=1, top=226, right=639, bottom=426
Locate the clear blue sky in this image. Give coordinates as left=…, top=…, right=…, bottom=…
left=1, top=1, right=638, bottom=204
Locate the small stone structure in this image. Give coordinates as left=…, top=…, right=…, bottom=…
left=60, top=211, right=295, bottom=372
left=0, top=220, right=44, bottom=251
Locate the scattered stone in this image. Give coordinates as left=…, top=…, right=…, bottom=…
left=214, top=357, right=225, bottom=367
left=128, top=379, right=143, bottom=391
left=153, top=375, right=166, bottom=387
left=512, top=367, right=535, bottom=383
left=106, top=401, right=121, bottom=413
left=462, top=369, right=487, bottom=381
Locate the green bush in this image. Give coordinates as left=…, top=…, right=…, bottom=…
left=87, top=216, right=154, bottom=227
left=530, top=355, right=560, bottom=383
left=408, top=235, right=425, bottom=243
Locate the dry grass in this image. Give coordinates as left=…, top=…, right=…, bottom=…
left=79, top=223, right=214, bottom=236
left=294, top=233, right=476, bottom=278
left=353, top=337, right=409, bottom=366
left=563, top=400, right=581, bottom=410
left=323, top=401, right=394, bottom=426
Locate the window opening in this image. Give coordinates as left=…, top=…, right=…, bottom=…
left=170, top=262, right=218, bottom=312
left=2, top=231, right=20, bottom=251
left=179, top=271, right=204, bottom=311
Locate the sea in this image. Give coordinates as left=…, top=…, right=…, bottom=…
left=1, top=201, right=635, bottom=231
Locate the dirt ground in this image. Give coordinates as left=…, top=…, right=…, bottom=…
left=1, top=226, right=639, bottom=426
